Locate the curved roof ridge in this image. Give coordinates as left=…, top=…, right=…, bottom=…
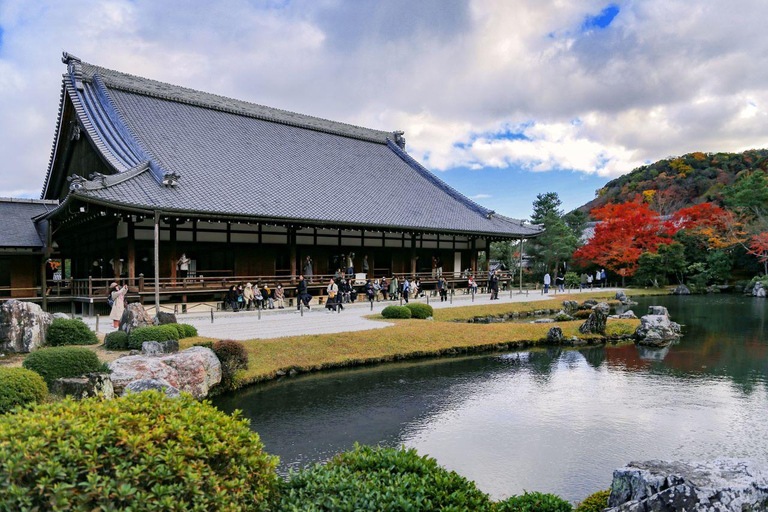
left=79, top=61, right=395, bottom=144
left=40, top=83, right=67, bottom=199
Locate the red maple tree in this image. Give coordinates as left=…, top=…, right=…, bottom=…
left=669, top=203, right=745, bottom=249
left=748, top=233, right=768, bottom=275
left=574, top=198, right=672, bottom=277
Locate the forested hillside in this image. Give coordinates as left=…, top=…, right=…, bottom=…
left=579, top=149, right=768, bottom=214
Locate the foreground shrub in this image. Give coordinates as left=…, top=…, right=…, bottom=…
left=213, top=339, right=249, bottom=390
left=0, top=367, right=47, bottom=414
left=103, top=330, right=129, bottom=350
left=46, top=318, right=98, bottom=346
left=127, top=325, right=176, bottom=349
left=381, top=305, right=412, bottom=319
left=193, top=340, right=214, bottom=349
left=405, top=302, right=434, bottom=319
left=179, top=323, right=198, bottom=338
left=0, top=392, right=279, bottom=509
left=575, top=489, right=610, bottom=512
left=494, top=491, right=572, bottom=511
left=22, top=347, right=102, bottom=385
left=279, top=444, right=491, bottom=510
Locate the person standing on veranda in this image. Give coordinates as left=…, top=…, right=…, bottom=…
left=303, top=256, right=314, bottom=283
left=177, top=253, right=191, bottom=279
left=363, top=255, right=370, bottom=277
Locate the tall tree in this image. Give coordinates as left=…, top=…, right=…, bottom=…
left=563, top=209, right=588, bottom=239
left=748, top=233, right=768, bottom=275
left=530, top=192, right=563, bottom=225
left=534, top=212, right=579, bottom=277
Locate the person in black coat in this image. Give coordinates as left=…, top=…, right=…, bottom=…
left=297, top=275, right=311, bottom=310
left=364, top=279, right=375, bottom=301
left=489, top=271, right=500, bottom=300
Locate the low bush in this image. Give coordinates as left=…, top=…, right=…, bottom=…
left=213, top=340, right=249, bottom=390
left=381, top=305, right=412, bottom=319
left=193, top=341, right=214, bottom=349
left=573, top=310, right=592, bottom=319
left=103, top=330, right=129, bottom=350
left=575, top=489, right=610, bottom=512
left=46, top=318, right=98, bottom=346
left=494, top=491, right=572, bottom=511
left=179, top=323, right=198, bottom=338
left=279, top=444, right=491, bottom=510
left=554, top=313, right=574, bottom=322
left=0, top=392, right=279, bottom=509
left=22, top=347, right=103, bottom=385
left=0, top=367, right=48, bottom=414
left=127, top=325, right=177, bottom=350
left=406, top=302, right=434, bottom=319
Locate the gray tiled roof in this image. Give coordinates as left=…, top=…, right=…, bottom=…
left=58, top=56, right=539, bottom=238
left=0, top=199, right=56, bottom=248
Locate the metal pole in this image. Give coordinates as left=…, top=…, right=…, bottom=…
left=258, top=304, right=261, bottom=320
left=450, top=282, right=453, bottom=304
left=153, top=211, right=161, bottom=316
left=95, top=314, right=99, bottom=333
left=519, top=237, right=524, bottom=293
left=370, top=299, right=373, bottom=311
left=472, top=287, right=474, bottom=302
left=211, top=309, right=214, bottom=323
left=300, top=302, right=304, bottom=317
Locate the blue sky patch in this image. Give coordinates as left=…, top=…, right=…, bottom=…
left=583, top=4, right=619, bottom=30
left=0, top=26, right=4, bottom=50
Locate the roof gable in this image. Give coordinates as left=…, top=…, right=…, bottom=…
left=0, top=199, right=57, bottom=249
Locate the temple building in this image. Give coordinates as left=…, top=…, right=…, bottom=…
left=2, top=52, right=539, bottom=314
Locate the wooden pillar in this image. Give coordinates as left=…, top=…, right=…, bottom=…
left=169, top=219, right=177, bottom=280
left=153, top=211, right=160, bottom=314
left=470, top=238, right=477, bottom=272
left=289, top=228, right=297, bottom=283
left=127, top=219, right=136, bottom=281
left=410, top=234, right=417, bottom=276
left=485, top=238, right=491, bottom=273
left=113, top=243, right=121, bottom=280
left=41, top=219, right=53, bottom=311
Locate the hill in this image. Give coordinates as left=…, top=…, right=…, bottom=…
left=579, top=149, right=768, bottom=215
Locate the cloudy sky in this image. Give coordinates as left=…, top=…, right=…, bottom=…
left=1, top=0, right=766, bottom=218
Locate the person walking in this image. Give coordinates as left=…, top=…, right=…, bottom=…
left=243, top=282, right=255, bottom=310
left=297, top=275, right=311, bottom=310
left=580, top=272, right=588, bottom=291
left=543, top=273, right=551, bottom=294
left=108, top=282, right=128, bottom=328
left=556, top=273, right=565, bottom=292
left=275, top=283, right=285, bottom=309
left=490, top=271, right=500, bottom=300
left=303, top=255, right=314, bottom=283
left=595, top=269, right=601, bottom=288
left=402, top=277, right=410, bottom=303
left=177, top=253, right=191, bottom=279
left=601, top=269, right=607, bottom=288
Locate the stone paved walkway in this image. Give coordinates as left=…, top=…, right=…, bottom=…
left=85, top=287, right=620, bottom=341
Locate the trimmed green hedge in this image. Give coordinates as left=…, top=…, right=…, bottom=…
left=381, top=305, right=412, bottom=319
left=46, top=318, right=98, bottom=346
left=405, top=303, right=434, bottom=319
left=0, top=367, right=48, bottom=414
left=575, top=490, right=610, bottom=512
left=494, top=491, right=572, bottom=511
left=180, top=324, right=198, bottom=337
left=127, top=324, right=197, bottom=350
left=279, top=445, right=491, bottom=510
left=22, top=347, right=102, bottom=385
left=104, top=330, right=129, bottom=351
left=0, top=392, right=279, bottom=509
left=213, top=340, right=249, bottom=390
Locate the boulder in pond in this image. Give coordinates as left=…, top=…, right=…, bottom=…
left=607, top=459, right=768, bottom=511
left=635, top=312, right=681, bottom=347
left=119, top=303, right=153, bottom=334
left=0, top=300, right=52, bottom=353
left=614, top=291, right=636, bottom=305
left=672, top=284, right=691, bottom=295
left=753, top=282, right=767, bottom=298
left=578, top=302, right=609, bottom=335
left=141, top=340, right=179, bottom=356
left=50, top=373, right=114, bottom=400
left=546, top=326, right=564, bottom=343
left=647, top=305, right=669, bottom=317
left=618, top=310, right=638, bottom=319
left=124, top=378, right=181, bottom=398
left=154, top=311, right=178, bottom=325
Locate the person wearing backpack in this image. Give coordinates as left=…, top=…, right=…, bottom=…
left=109, top=282, right=128, bottom=328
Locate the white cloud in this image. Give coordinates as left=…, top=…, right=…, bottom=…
left=1, top=0, right=768, bottom=195
left=469, top=194, right=492, bottom=199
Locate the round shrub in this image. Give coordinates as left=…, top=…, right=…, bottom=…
left=213, top=339, right=249, bottom=390
left=0, top=392, right=278, bottom=509
left=381, top=305, right=412, bottom=319
left=575, top=489, right=610, bottom=512
left=494, top=491, right=572, bottom=511
left=280, top=445, right=491, bottom=510
left=22, top=347, right=102, bottom=385
left=405, top=302, right=434, bottom=319
left=159, top=323, right=184, bottom=339
left=179, top=323, right=198, bottom=338
left=46, top=318, right=98, bottom=346
left=104, top=330, right=129, bottom=350
left=127, top=326, right=176, bottom=350
left=0, top=367, right=48, bottom=414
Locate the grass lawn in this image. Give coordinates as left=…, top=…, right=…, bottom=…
left=181, top=288, right=648, bottom=386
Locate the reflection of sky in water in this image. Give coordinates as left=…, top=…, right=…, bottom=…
left=213, top=295, right=768, bottom=503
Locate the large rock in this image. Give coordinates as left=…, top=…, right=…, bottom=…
left=579, top=302, right=609, bottom=335
left=580, top=299, right=599, bottom=310
left=119, top=303, right=153, bottom=334
left=672, top=284, right=691, bottom=295
left=614, top=291, right=635, bottom=305
left=0, top=300, right=53, bottom=353
left=635, top=310, right=681, bottom=347
left=546, top=326, right=564, bottom=343
left=50, top=373, right=114, bottom=400
left=141, top=340, right=180, bottom=356
left=562, top=300, right=579, bottom=313
left=754, top=282, right=767, bottom=298
left=607, top=459, right=768, bottom=511
left=154, top=311, right=178, bottom=325
left=618, top=310, right=638, bottom=319
left=124, top=378, right=180, bottom=398
left=52, top=312, right=71, bottom=320
left=160, top=347, right=221, bottom=399
left=108, top=346, right=221, bottom=399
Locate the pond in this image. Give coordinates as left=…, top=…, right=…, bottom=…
left=212, top=294, right=768, bottom=503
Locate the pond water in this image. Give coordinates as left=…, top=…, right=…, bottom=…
left=212, top=295, right=768, bottom=503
